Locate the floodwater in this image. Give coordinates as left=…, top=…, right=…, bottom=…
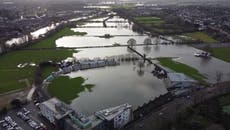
left=5, top=24, right=58, bottom=46
left=55, top=16, right=230, bottom=115
left=5, top=15, right=94, bottom=46
left=69, top=62, right=167, bottom=115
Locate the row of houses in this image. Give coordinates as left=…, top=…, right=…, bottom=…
left=44, top=59, right=119, bottom=82
left=39, top=98, right=133, bottom=130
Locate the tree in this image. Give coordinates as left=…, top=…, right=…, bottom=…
left=216, top=71, right=223, bottom=85
left=143, top=38, right=152, bottom=45
left=155, top=37, right=160, bottom=45
left=10, top=99, right=22, bottom=109
left=127, top=38, right=137, bottom=46
left=0, top=107, right=8, bottom=116
left=203, top=44, right=213, bottom=53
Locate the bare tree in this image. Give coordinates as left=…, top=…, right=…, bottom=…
left=143, top=38, right=152, bottom=45
left=127, top=38, right=137, bottom=47
left=228, top=72, right=230, bottom=80
left=216, top=71, right=223, bottom=85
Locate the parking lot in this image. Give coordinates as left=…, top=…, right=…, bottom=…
left=0, top=103, right=49, bottom=130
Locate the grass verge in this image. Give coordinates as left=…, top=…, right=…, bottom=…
left=211, top=47, right=230, bottom=63
left=134, top=16, right=164, bottom=25
left=184, top=32, right=218, bottom=43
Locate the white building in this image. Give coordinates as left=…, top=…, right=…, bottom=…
left=39, top=98, right=92, bottom=129
left=62, top=66, right=73, bottom=74
left=95, top=103, right=133, bottom=129
left=72, top=64, right=80, bottom=71
left=97, top=60, right=106, bottom=67
left=39, top=98, right=72, bottom=124
left=80, top=62, right=90, bottom=70
left=164, top=73, right=197, bottom=89
left=88, top=61, right=98, bottom=68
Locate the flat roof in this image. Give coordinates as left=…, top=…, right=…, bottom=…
left=95, top=103, right=132, bottom=121
left=41, top=98, right=73, bottom=119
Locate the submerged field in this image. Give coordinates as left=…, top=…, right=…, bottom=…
left=0, top=27, right=84, bottom=94
left=32, top=27, right=87, bottom=48
left=157, top=58, right=207, bottom=83
left=48, top=76, right=94, bottom=103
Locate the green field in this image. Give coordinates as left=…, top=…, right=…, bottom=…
left=48, top=76, right=94, bottom=103
left=134, top=16, right=164, bottom=25
left=157, top=58, right=207, bottom=83
left=111, top=4, right=135, bottom=9
left=0, top=27, right=83, bottom=94
left=184, top=32, right=218, bottom=43
left=32, top=27, right=87, bottom=48
left=212, top=47, right=230, bottom=63
left=42, top=66, right=59, bottom=79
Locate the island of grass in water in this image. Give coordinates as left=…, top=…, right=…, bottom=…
left=48, top=76, right=94, bottom=103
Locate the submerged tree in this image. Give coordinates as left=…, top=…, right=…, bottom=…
left=144, top=38, right=152, bottom=45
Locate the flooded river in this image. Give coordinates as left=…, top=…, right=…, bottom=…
left=55, top=16, right=230, bottom=115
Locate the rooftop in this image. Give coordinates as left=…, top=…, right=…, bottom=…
left=41, top=98, right=73, bottom=120
left=95, top=103, right=132, bottom=121
left=41, top=98, right=92, bottom=128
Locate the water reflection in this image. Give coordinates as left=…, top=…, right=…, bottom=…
left=143, top=45, right=152, bottom=54
left=69, top=62, right=167, bottom=115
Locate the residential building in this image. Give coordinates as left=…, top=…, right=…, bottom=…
left=39, top=98, right=92, bottom=130
left=95, top=103, right=133, bottom=129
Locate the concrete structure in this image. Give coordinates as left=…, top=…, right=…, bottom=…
left=95, top=103, right=133, bottom=129
left=164, top=73, right=197, bottom=89
left=39, top=98, right=71, bottom=124
left=39, top=98, right=92, bottom=130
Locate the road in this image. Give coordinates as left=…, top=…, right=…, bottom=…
left=123, top=82, right=230, bottom=130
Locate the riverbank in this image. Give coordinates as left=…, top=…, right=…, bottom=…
left=31, top=27, right=87, bottom=48
left=157, top=57, right=207, bottom=83
left=0, top=27, right=84, bottom=94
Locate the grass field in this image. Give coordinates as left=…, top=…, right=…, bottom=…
left=111, top=4, right=135, bottom=9
left=134, top=16, right=164, bottom=25
left=212, top=47, right=230, bottom=63
left=48, top=76, right=94, bottom=103
left=157, top=58, right=207, bottom=83
left=184, top=32, right=218, bottom=43
left=0, top=27, right=83, bottom=94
